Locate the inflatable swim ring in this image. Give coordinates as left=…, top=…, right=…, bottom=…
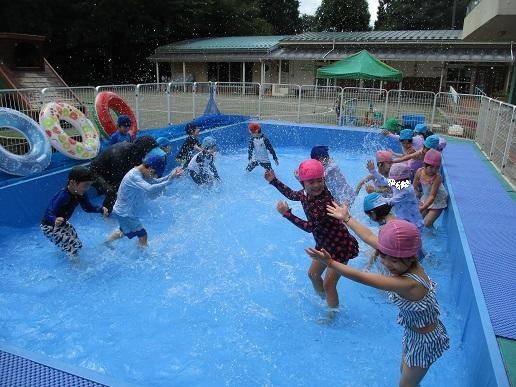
left=0, top=108, right=52, bottom=176
left=95, top=91, right=138, bottom=139
left=39, top=102, right=100, bottom=160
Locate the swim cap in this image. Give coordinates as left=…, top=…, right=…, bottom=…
left=145, top=147, right=166, bottom=159
left=310, top=145, right=329, bottom=160
left=381, top=117, right=401, bottom=132
left=298, top=159, right=324, bottom=181
left=389, top=163, right=411, bottom=180
left=376, top=150, right=393, bottom=163
left=202, top=136, right=217, bottom=149
left=424, top=135, right=440, bottom=150
left=377, top=219, right=421, bottom=258
left=248, top=122, right=261, bottom=134
left=185, top=122, right=197, bottom=134
left=156, top=137, right=171, bottom=147
left=438, top=138, right=447, bottom=152
left=117, top=114, right=131, bottom=128
left=68, top=166, right=94, bottom=182
left=399, top=129, right=414, bottom=141
left=363, top=192, right=388, bottom=212
left=423, top=148, right=441, bottom=167
left=414, top=123, right=428, bottom=134
left=143, top=153, right=166, bottom=178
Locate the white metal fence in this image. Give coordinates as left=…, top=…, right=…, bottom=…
left=0, top=82, right=514, bottom=184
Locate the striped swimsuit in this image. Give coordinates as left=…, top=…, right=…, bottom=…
left=389, top=272, right=450, bottom=368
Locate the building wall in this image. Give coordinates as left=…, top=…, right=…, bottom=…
left=288, top=61, right=316, bottom=85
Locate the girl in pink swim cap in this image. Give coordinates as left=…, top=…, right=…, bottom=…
left=306, top=208, right=449, bottom=387
left=264, top=159, right=359, bottom=315
left=356, top=150, right=393, bottom=197
left=413, top=149, right=448, bottom=228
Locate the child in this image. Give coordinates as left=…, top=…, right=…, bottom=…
left=156, top=137, right=172, bottom=155
left=384, top=128, right=424, bottom=153
left=246, top=122, right=279, bottom=172
left=362, top=192, right=396, bottom=272
left=109, top=115, right=133, bottom=145
left=414, top=123, right=434, bottom=140
left=264, top=159, right=359, bottom=310
left=106, top=151, right=182, bottom=248
left=356, top=151, right=393, bottom=197
left=381, top=163, right=424, bottom=231
left=41, top=166, right=108, bottom=257
left=188, top=136, right=220, bottom=185
left=413, top=149, right=448, bottom=228
left=176, top=122, right=203, bottom=167
left=380, top=117, right=402, bottom=134
left=310, top=145, right=355, bottom=207
left=306, top=215, right=449, bottom=387
left=391, top=135, right=441, bottom=167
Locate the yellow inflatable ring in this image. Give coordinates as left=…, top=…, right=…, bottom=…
left=39, top=102, right=100, bottom=160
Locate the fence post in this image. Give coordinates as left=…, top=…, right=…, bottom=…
left=192, top=82, right=197, bottom=119
left=258, top=83, right=262, bottom=119
left=431, top=92, right=438, bottom=127
left=481, top=98, right=492, bottom=149
left=297, top=85, right=302, bottom=123
left=501, top=107, right=515, bottom=174
left=166, top=82, right=171, bottom=124
left=383, top=90, right=390, bottom=124
left=135, top=84, right=140, bottom=129
left=489, top=101, right=503, bottom=159
left=338, top=87, right=344, bottom=126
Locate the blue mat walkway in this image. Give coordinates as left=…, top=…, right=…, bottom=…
left=444, top=141, right=516, bottom=340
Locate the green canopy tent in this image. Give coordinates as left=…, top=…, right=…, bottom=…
left=316, top=50, right=403, bottom=82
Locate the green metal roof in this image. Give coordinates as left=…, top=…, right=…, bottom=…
left=282, top=30, right=462, bottom=42
left=156, top=36, right=287, bottom=53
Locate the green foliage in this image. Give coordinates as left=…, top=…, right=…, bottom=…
left=374, top=0, right=468, bottom=30
left=257, top=0, right=300, bottom=34
left=299, top=14, right=317, bottom=33
left=315, top=0, right=370, bottom=32
left=2, top=0, right=277, bottom=84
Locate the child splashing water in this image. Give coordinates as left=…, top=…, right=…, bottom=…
left=306, top=209, right=449, bottom=387
left=264, top=159, right=359, bottom=315
left=356, top=150, right=393, bottom=197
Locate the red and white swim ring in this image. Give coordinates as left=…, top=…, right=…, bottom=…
left=95, top=91, right=138, bottom=139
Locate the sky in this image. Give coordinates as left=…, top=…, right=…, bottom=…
left=299, top=0, right=379, bottom=26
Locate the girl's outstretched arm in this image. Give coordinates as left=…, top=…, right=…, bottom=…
left=326, top=201, right=379, bottom=249
left=392, top=149, right=422, bottom=163
left=305, top=248, right=415, bottom=293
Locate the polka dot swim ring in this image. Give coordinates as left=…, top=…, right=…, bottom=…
left=39, top=102, right=100, bottom=160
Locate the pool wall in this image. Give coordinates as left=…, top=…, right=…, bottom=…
left=0, top=120, right=509, bottom=386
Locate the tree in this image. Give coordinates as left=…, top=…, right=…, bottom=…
left=315, top=0, right=370, bottom=32
left=257, top=0, right=300, bottom=34
left=374, top=0, right=469, bottom=30
left=299, top=14, right=317, bottom=33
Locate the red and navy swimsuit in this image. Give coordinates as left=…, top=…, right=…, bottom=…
left=270, top=178, right=359, bottom=263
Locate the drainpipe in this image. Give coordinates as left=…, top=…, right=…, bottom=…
left=322, top=39, right=336, bottom=60
left=509, top=42, right=516, bottom=105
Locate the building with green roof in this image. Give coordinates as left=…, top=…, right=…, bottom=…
left=148, top=30, right=513, bottom=97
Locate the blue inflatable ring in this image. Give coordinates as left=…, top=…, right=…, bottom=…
left=0, top=108, right=52, bottom=176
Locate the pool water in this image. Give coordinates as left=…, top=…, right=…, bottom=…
left=0, top=146, right=468, bottom=386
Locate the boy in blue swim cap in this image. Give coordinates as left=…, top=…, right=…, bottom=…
left=109, top=115, right=133, bottom=145
left=105, top=149, right=182, bottom=248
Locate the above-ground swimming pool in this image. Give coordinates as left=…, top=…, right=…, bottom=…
left=0, top=122, right=505, bottom=386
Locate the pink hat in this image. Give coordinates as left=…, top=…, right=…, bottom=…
left=298, top=159, right=324, bottom=181
left=388, top=163, right=411, bottom=180
left=376, top=150, right=393, bottom=163
left=423, top=149, right=441, bottom=167
left=378, top=220, right=421, bottom=258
